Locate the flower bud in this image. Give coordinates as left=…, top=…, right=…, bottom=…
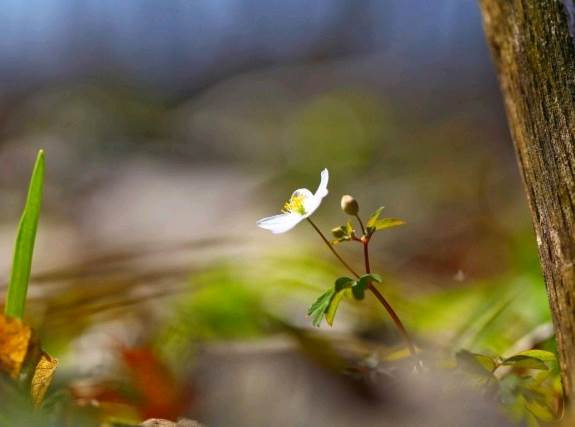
left=340, top=195, right=359, bottom=215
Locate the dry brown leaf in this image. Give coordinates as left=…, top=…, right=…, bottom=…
left=0, top=313, right=32, bottom=378
left=31, top=351, right=58, bottom=407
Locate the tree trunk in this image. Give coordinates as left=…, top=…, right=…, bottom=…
left=478, top=0, right=575, bottom=400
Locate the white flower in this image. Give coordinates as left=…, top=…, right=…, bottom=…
left=257, top=169, right=329, bottom=234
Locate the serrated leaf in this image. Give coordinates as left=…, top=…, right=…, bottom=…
left=325, top=278, right=355, bottom=325
left=326, top=289, right=350, bottom=326
left=5, top=150, right=45, bottom=319
left=310, top=277, right=357, bottom=327
left=371, top=218, right=406, bottom=231
left=31, top=351, right=58, bottom=407
left=366, top=206, right=384, bottom=231
left=308, top=289, right=335, bottom=327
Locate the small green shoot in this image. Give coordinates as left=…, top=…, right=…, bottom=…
left=4, top=150, right=45, bottom=319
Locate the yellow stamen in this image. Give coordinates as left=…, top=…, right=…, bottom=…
left=282, top=193, right=306, bottom=215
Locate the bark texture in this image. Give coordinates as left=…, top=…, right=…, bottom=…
left=479, top=0, right=575, bottom=400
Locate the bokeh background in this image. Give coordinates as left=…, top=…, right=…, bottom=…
left=0, top=1, right=552, bottom=425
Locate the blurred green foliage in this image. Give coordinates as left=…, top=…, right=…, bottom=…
left=287, top=90, right=389, bottom=173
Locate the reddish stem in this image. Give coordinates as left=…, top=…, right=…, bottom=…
left=363, top=238, right=371, bottom=274
left=367, top=284, right=417, bottom=358
left=362, top=236, right=418, bottom=360
left=307, top=216, right=419, bottom=363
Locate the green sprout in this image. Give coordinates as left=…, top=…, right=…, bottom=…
left=4, top=150, right=45, bottom=319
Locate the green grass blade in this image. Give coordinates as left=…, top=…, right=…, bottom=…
left=4, top=150, right=45, bottom=319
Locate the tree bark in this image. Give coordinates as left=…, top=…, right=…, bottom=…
left=478, top=0, right=575, bottom=400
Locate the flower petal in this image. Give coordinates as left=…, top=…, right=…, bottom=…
left=314, top=168, right=329, bottom=199
left=256, top=213, right=304, bottom=234
left=300, top=168, right=329, bottom=218
left=257, top=169, right=329, bottom=233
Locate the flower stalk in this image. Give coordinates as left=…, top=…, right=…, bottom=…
left=309, top=215, right=417, bottom=361
left=257, top=170, right=417, bottom=365
left=359, top=228, right=417, bottom=360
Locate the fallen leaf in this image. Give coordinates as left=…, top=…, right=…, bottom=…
left=0, top=313, right=32, bottom=378
left=31, top=351, right=58, bottom=407
left=121, top=347, right=188, bottom=419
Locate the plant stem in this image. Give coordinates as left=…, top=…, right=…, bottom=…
left=363, top=238, right=371, bottom=274
left=362, top=239, right=418, bottom=360
left=355, top=214, right=366, bottom=236
left=367, top=284, right=417, bottom=358
left=306, top=218, right=360, bottom=279
left=307, top=217, right=418, bottom=363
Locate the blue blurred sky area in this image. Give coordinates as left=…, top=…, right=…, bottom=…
left=0, top=0, right=491, bottom=97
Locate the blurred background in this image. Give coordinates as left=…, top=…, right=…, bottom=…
left=0, top=1, right=553, bottom=426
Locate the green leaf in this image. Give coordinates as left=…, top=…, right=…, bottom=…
left=502, top=355, right=549, bottom=371
left=371, top=218, right=406, bottom=231
left=366, top=206, right=384, bottom=231
left=326, top=289, right=350, bottom=326
left=307, top=289, right=335, bottom=327
left=4, top=150, right=45, bottom=319
left=502, top=349, right=556, bottom=371
left=334, top=277, right=355, bottom=292
left=351, top=284, right=366, bottom=300
left=344, top=220, right=353, bottom=235
left=325, top=277, right=355, bottom=325
left=456, top=349, right=497, bottom=373
left=352, top=277, right=369, bottom=300
left=510, top=350, right=556, bottom=363
left=366, top=207, right=406, bottom=234
left=309, top=277, right=358, bottom=327
left=330, top=221, right=355, bottom=244
left=351, top=274, right=383, bottom=300
left=362, top=273, right=383, bottom=283
left=309, top=275, right=379, bottom=327
left=331, top=226, right=347, bottom=240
